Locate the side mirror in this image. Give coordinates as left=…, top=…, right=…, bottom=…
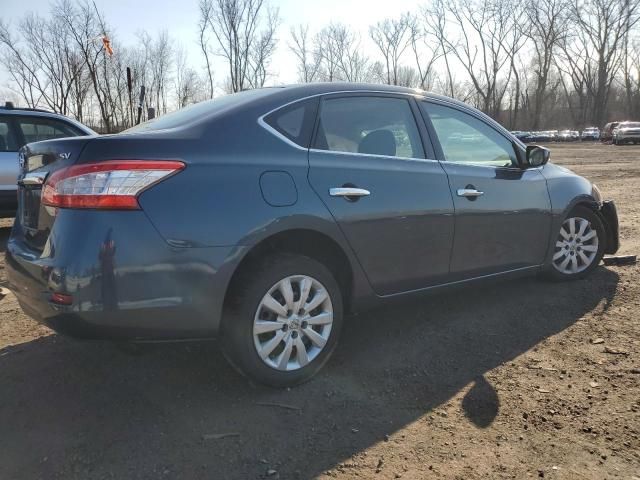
left=525, top=145, right=550, bottom=168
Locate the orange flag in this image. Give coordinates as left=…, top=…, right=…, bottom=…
left=102, top=36, right=114, bottom=56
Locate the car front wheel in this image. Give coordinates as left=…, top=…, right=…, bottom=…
left=221, top=254, right=343, bottom=387
left=547, top=206, right=605, bottom=281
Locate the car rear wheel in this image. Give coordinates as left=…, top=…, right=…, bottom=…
left=546, top=206, right=605, bottom=281
left=221, top=254, right=343, bottom=387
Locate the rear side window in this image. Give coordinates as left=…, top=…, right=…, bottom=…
left=18, top=118, right=83, bottom=145
left=0, top=118, right=18, bottom=151
left=313, top=96, right=425, bottom=159
left=264, top=98, right=319, bottom=148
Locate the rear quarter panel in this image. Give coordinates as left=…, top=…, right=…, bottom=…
left=132, top=109, right=376, bottom=310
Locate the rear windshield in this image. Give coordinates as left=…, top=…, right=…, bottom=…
left=123, top=88, right=278, bottom=133
left=621, top=122, right=640, bottom=128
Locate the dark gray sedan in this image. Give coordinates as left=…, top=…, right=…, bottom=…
left=6, top=83, right=619, bottom=387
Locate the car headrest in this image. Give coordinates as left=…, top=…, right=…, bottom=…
left=358, top=129, right=396, bottom=157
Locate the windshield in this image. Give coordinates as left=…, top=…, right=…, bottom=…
left=123, top=88, right=278, bottom=133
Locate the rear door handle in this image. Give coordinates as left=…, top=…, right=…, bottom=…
left=457, top=188, right=484, bottom=198
left=329, top=187, right=370, bottom=198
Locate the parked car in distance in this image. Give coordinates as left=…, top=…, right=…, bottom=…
left=511, top=131, right=534, bottom=143
left=5, top=83, right=620, bottom=387
left=581, top=127, right=600, bottom=141
left=601, top=122, right=621, bottom=143
left=525, top=131, right=542, bottom=143
left=558, top=130, right=573, bottom=141
left=612, top=121, right=640, bottom=145
left=0, top=102, right=95, bottom=216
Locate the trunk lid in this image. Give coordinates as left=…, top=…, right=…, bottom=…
left=17, top=136, right=94, bottom=250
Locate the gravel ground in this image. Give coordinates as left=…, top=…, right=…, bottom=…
left=0, top=142, right=638, bottom=480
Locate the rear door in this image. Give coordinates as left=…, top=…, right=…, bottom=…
left=0, top=115, right=21, bottom=193
left=308, top=94, right=455, bottom=295
left=419, top=100, right=551, bottom=279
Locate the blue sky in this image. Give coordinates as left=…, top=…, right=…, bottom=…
left=2, top=0, right=423, bottom=86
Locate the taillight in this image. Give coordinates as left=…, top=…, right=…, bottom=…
left=42, top=160, right=185, bottom=210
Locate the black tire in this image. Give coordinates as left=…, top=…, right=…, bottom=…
left=545, top=206, right=606, bottom=281
left=220, top=253, right=343, bottom=387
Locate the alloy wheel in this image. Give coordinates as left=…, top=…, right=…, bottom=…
left=552, top=216, right=599, bottom=275
left=253, top=275, right=334, bottom=371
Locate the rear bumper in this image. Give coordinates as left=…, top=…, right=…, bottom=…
left=5, top=209, right=242, bottom=340
left=599, top=200, right=619, bottom=255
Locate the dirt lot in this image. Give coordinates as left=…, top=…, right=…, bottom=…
left=0, top=143, right=638, bottom=480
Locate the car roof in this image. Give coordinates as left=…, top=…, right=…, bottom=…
left=271, top=82, right=474, bottom=109
left=0, top=106, right=96, bottom=134
left=255, top=82, right=520, bottom=146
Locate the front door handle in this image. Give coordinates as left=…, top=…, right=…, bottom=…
left=457, top=188, right=484, bottom=198
left=329, top=187, right=371, bottom=198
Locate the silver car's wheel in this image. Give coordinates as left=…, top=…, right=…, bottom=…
left=253, top=275, right=333, bottom=371
left=552, top=216, right=600, bottom=275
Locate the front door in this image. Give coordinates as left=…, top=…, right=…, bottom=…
left=420, top=101, right=552, bottom=279
left=308, top=94, right=455, bottom=295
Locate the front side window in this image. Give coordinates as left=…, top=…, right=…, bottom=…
left=314, top=96, right=425, bottom=159
left=0, top=118, right=18, bottom=152
left=423, top=102, right=517, bottom=167
left=18, top=118, right=82, bottom=145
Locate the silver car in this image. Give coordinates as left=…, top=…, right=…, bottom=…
left=0, top=102, right=95, bottom=216
left=612, top=121, right=640, bottom=145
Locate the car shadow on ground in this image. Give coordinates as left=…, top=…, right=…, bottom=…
left=0, top=264, right=618, bottom=479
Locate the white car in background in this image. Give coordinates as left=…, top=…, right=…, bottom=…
left=0, top=102, right=95, bottom=217
left=612, top=121, right=640, bottom=145
left=581, top=127, right=600, bottom=141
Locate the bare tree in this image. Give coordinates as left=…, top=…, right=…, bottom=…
left=54, top=0, right=115, bottom=131
left=567, top=0, right=640, bottom=125
left=369, top=13, right=413, bottom=85
left=408, top=14, right=442, bottom=90
left=0, top=13, right=88, bottom=114
left=246, top=7, right=279, bottom=88
left=289, top=25, right=321, bottom=82
left=395, top=65, right=420, bottom=87
left=314, top=24, right=344, bottom=82
left=503, top=6, right=529, bottom=127
left=198, top=0, right=215, bottom=98
left=524, top=0, right=568, bottom=129
left=422, top=0, right=456, bottom=97
left=0, top=20, right=45, bottom=108
left=621, top=35, right=640, bottom=118
left=146, top=30, right=173, bottom=114
left=198, top=0, right=279, bottom=92
left=438, top=0, right=523, bottom=117
left=328, top=24, right=371, bottom=82
left=174, top=45, right=202, bottom=108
